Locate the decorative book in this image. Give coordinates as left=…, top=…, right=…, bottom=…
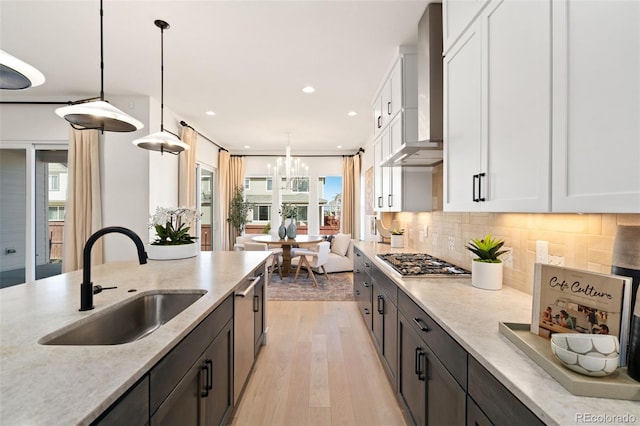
left=531, top=263, right=633, bottom=366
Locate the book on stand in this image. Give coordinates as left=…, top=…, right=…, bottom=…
left=531, top=263, right=633, bottom=366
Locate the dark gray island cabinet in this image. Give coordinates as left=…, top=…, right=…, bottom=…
left=94, top=262, right=267, bottom=426
left=353, top=247, right=544, bottom=426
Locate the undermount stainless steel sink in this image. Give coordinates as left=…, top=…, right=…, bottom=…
left=39, top=290, right=207, bottom=346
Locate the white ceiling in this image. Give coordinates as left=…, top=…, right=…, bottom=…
left=0, top=0, right=429, bottom=154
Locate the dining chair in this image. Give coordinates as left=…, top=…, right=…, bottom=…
left=293, top=241, right=330, bottom=286
left=243, top=242, right=283, bottom=280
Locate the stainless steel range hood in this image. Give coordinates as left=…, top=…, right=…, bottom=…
left=382, top=3, right=443, bottom=167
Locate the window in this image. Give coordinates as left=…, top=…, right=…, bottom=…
left=252, top=205, right=270, bottom=221
left=48, top=206, right=65, bottom=221
left=49, top=174, right=59, bottom=191
left=244, top=178, right=250, bottom=190
left=320, top=176, right=342, bottom=232
left=266, top=177, right=273, bottom=191
left=289, top=177, right=309, bottom=192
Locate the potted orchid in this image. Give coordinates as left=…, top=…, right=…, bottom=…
left=147, top=206, right=201, bottom=260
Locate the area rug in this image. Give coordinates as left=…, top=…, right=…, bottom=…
left=267, top=272, right=355, bottom=301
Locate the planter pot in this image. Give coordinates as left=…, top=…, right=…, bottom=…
left=146, top=243, right=199, bottom=260
left=471, top=261, right=503, bottom=290
left=390, top=234, right=404, bottom=248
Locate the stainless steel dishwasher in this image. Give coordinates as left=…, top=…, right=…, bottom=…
left=234, top=271, right=263, bottom=404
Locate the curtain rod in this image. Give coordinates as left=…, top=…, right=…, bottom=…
left=233, top=148, right=364, bottom=158
left=0, top=101, right=72, bottom=105
left=179, top=120, right=227, bottom=152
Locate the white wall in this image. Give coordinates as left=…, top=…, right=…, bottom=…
left=0, top=103, right=69, bottom=142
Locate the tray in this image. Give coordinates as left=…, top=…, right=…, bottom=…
left=499, top=322, right=640, bottom=401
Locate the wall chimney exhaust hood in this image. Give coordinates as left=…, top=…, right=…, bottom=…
left=382, top=3, right=443, bottom=167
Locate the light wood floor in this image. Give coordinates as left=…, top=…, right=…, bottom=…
left=230, top=301, right=407, bottom=426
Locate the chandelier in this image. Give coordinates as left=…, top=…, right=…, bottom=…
left=268, top=133, right=308, bottom=191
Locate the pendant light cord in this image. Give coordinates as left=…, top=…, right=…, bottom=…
left=160, top=22, right=165, bottom=133
left=99, top=0, right=104, bottom=101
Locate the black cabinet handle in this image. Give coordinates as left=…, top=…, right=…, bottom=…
left=377, top=295, right=385, bottom=314
left=206, top=359, right=213, bottom=391
left=378, top=196, right=383, bottom=208
left=253, top=294, right=259, bottom=313
left=364, top=308, right=370, bottom=315
left=363, top=281, right=370, bottom=288
left=364, top=262, right=371, bottom=268
left=473, top=174, right=479, bottom=202
left=377, top=116, right=382, bottom=128
left=388, top=194, right=393, bottom=208
left=413, top=317, right=429, bottom=332
left=415, top=347, right=426, bottom=381
left=201, top=362, right=210, bottom=397
left=387, top=101, right=392, bottom=115
left=355, top=289, right=361, bottom=296
left=418, top=350, right=427, bottom=381
left=478, top=172, right=486, bottom=202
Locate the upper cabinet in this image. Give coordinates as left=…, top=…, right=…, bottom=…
left=444, top=0, right=551, bottom=212
left=443, top=0, right=489, bottom=55
left=373, top=48, right=431, bottom=212
left=551, top=0, right=640, bottom=213
left=444, top=0, right=640, bottom=213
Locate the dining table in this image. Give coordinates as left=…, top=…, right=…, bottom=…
left=252, top=234, right=324, bottom=277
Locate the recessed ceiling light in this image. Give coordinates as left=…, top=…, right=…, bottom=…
left=347, top=111, right=357, bottom=116
left=337, top=145, right=343, bottom=149
left=206, top=111, right=216, bottom=116
left=302, top=86, right=315, bottom=94
left=244, top=145, right=251, bottom=149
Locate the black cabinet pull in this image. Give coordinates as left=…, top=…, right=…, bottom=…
left=415, top=347, right=421, bottom=375
left=364, top=262, right=371, bottom=268
left=355, top=289, right=361, bottom=296
left=418, top=350, right=427, bottom=381
left=387, top=101, right=392, bottom=115
left=377, top=295, right=385, bottom=314
left=388, top=194, right=393, bottom=208
left=472, top=174, right=479, bottom=202
left=478, top=172, right=486, bottom=202
left=364, top=308, right=370, bottom=315
left=377, top=116, right=382, bottom=128
left=206, top=359, right=213, bottom=391
left=201, top=362, right=210, bottom=397
left=378, top=196, right=383, bottom=208
left=363, top=281, right=370, bottom=288
left=413, top=317, right=429, bottom=332
left=253, top=294, right=259, bottom=313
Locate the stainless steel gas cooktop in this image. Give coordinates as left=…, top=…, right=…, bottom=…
left=377, top=253, right=470, bottom=277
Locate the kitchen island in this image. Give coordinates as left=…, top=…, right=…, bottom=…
left=355, top=241, right=639, bottom=426
left=0, top=251, right=270, bottom=425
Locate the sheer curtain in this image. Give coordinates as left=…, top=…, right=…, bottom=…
left=178, top=126, right=198, bottom=208
left=218, top=153, right=246, bottom=250
left=62, top=128, right=103, bottom=273
left=342, top=154, right=361, bottom=239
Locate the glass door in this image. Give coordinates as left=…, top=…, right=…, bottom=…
left=0, top=149, right=27, bottom=287
left=198, top=166, right=215, bottom=251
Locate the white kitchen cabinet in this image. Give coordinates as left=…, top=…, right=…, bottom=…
left=443, top=0, right=489, bottom=55
left=551, top=0, right=640, bottom=213
left=444, top=0, right=551, bottom=212
left=375, top=113, right=432, bottom=212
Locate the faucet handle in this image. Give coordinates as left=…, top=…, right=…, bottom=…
left=93, top=285, right=117, bottom=295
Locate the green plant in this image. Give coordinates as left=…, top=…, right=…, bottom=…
left=262, top=222, right=271, bottom=234
left=227, top=185, right=253, bottom=236
left=280, top=203, right=298, bottom=221
left=149, top=207, right=200, bottom=245
left=465, top=234, right=508, bottom=263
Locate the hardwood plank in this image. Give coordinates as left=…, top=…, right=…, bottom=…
left=231, top=301, right=405, bottom=426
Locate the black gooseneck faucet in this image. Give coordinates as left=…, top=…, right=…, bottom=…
left=80, top=226, right=148, bottom=311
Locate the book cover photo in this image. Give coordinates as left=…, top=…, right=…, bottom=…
left=531, top=263, right=632, bottom=365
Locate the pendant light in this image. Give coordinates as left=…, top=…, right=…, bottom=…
left=0, top=49, right=45, bottom=90
left=55, top=0, right=143, bottom=132
left=132, top=20, right=188, bottom=155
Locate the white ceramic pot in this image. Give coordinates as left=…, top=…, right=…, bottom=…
left=390, top=234, right=404, bottom=248
left=146, top=243, right=199, bottom=260
left=471, top=261, right=503, bottom=290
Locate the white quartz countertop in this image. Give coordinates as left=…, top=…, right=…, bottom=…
left=355, top=242, right=640, bottom=426
left=0, top=251, right=270, bottom=426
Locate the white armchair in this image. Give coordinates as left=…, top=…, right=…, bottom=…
left=234, top=235, right=255, bottom=251
left=243, top=241, right=283, bottom=280
left=293, top=241, right=330, bottom=286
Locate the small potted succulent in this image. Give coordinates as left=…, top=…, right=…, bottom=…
left=390, top=228, right=405, bottom=248
left=148, top=206, right=201, bottom=260
left=465, top=234, right=508, bottom=290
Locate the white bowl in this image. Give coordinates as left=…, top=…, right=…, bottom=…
left=550, top=334, right=620, bottom=377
